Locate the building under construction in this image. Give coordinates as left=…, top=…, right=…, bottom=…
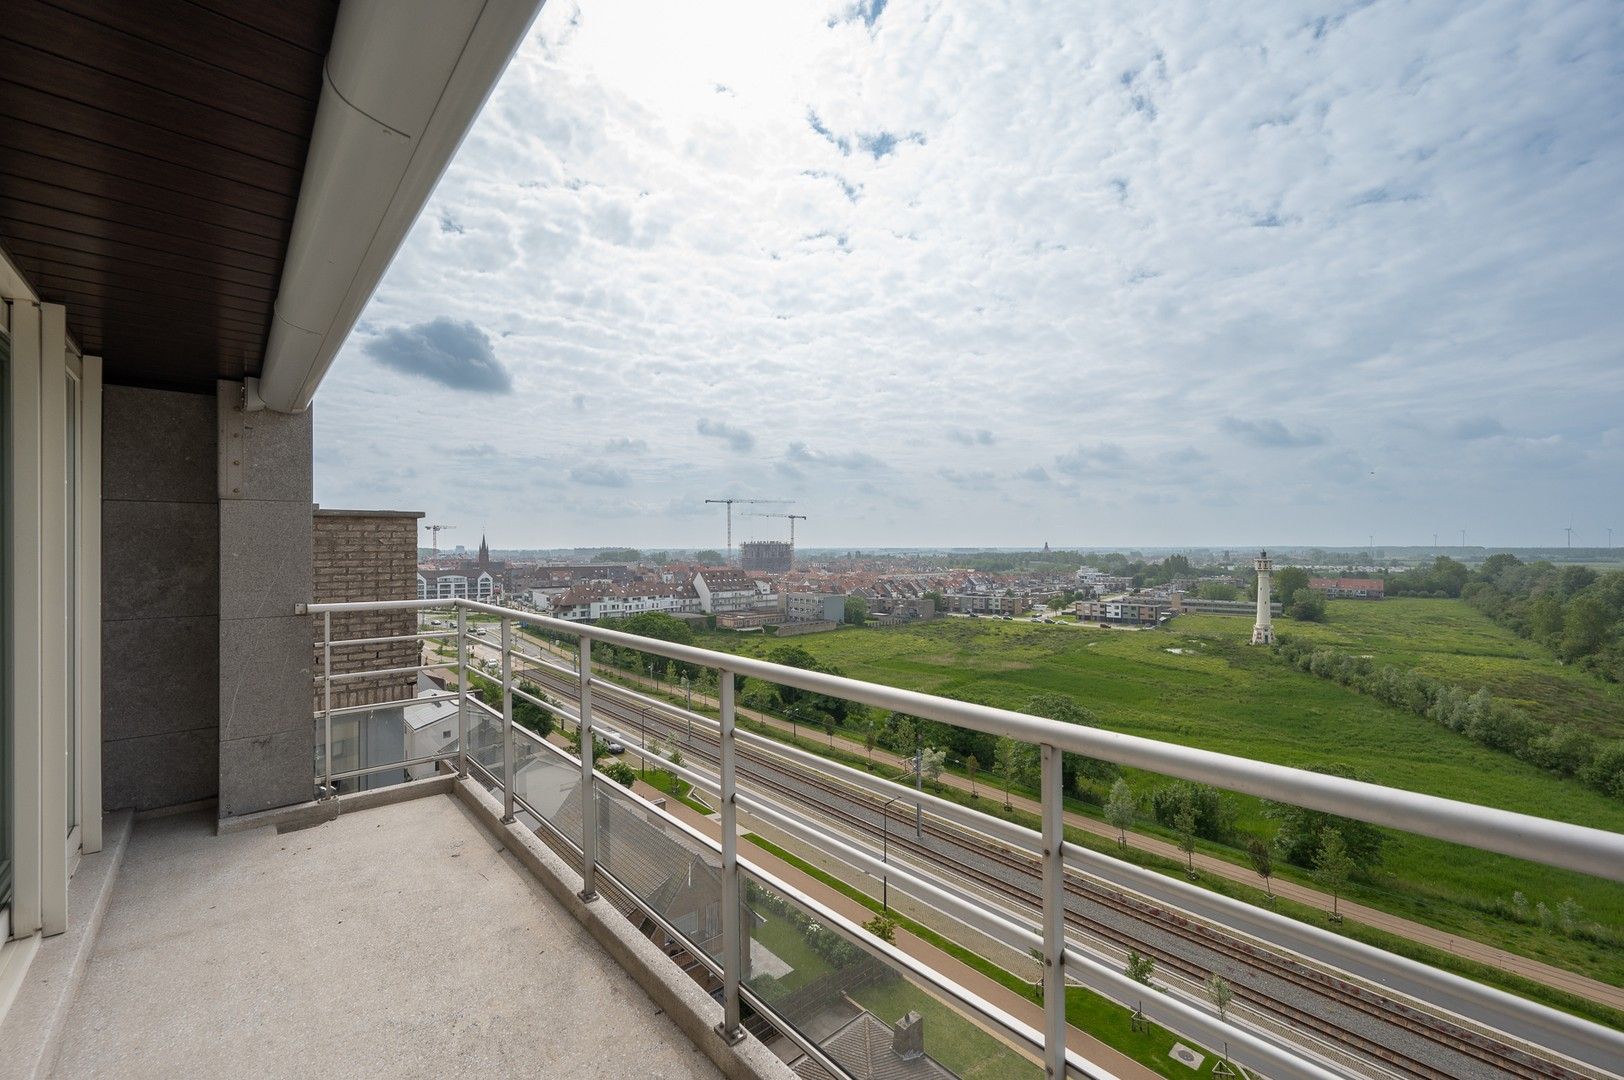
left=739, top=540, right=793, bottom=573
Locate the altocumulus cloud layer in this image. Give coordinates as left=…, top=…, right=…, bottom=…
left=315, top=0, right=1624, bottom=547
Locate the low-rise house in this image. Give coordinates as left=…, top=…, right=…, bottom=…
left=1308, top=577, right=1385, bottom=599
left=1075, top=594, right=1169, bottom=626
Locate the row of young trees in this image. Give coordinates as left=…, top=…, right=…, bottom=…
left=1275, top=638, right=1624, bottom=798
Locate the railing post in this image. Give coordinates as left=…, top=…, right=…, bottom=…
left=717, top=665, right=744, bottom=1043
left=578, top=636, right=598, bottom=902
left=321, top=611, right=333, bottom=798
left=456, top=605, right=468, bottom=777
left=501, top=616, right=515, bottom=823
left=1041, top=742, right=1067, bottom=1078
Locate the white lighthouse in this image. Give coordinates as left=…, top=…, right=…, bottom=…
left=1251, top=550, right=1275, bottom=645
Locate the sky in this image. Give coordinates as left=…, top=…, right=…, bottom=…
left=312, top=0, right=1624, bottom=551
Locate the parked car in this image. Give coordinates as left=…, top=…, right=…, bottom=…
left=605, top=739, right=626, bottom=755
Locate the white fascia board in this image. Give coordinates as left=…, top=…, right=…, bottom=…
left=258, top=0, right=545, bottom=413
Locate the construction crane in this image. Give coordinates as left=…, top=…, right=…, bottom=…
left=741, top=511, right=807, bottom=545
left=704, top=498, right=790, bottom=562
left=425, top=524, right=456, bottom=556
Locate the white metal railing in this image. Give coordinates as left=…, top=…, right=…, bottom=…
left=304, top=596, right=1624, bottom=1080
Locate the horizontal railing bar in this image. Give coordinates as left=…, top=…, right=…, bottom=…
left=317, top=662, right=450, bottom=683
left=1059, top=942, right=1338, bottom=1080
left=1056, top=839, right=1624, bottom=1062
left=326, top=750, right=460, bottom=783
left=546, top=670, right=1624, bottom=1065
left=507, top=726, right=1064, bottom=1078
left=325, top=630, right=455, bottom=647
left=308, top=691, right=462, bottom=719
left=392, top=596, right=1622, bottom=881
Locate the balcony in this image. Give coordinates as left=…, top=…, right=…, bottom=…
left=29, top=793, right=728, bottom=1080
left=286, top=599, right=1624, bottom=1078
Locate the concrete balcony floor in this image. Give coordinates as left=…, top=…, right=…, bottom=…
left=48, top=795, right=724, bottom=1080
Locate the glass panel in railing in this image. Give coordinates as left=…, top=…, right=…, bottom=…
left=509, top=737, right=584, bottom=840
left=593, top=778, right=725, bottom=968
left=311, top=696, right=462, bottom=795
left=742, top=869, right=1043, bottom=1080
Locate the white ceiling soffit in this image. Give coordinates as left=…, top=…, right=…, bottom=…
left=255, top=0, right=544, bottom=413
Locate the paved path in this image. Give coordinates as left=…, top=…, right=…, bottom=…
left=503, top=632, right=1623, bottom=1013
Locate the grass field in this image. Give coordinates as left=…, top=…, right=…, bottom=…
left=1281, top=598, right=1624, bottom=738
left=690, top=605, right=1624, bottom=986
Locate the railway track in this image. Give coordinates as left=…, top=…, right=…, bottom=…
left=510, top=654, right=1602, bottom=1080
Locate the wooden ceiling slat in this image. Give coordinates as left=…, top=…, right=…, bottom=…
left=0, top=174, right=284, bottom=261
left=0, top=120, right=294, bottom=220
left=44, top=0, right=325, bottom=99
left=0, top=81, right=303, bottom=195
left=0, top=198, right=284, bottom=276
left=29, top=268, right=273, bottom=319
left=0, top=0, right=340, bottom=389
left=181, top=0, right=338, bottom=57
left=40, top=285, right=272, bottom=337
left=2, top=219, right=277, bottom=289
left=1, top=152, right=288, bottom=242
left=4, top=56, right=308, bottom=167
left=8, top=2, right=320, bottom=137
left=65, top=299, right=265, bottom=343
left=2, top=236, right=279, bottom=306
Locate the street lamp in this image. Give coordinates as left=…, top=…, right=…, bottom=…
left=881, top=794, right=905, bottom=912
left=682, top=674, right=693, bottom=744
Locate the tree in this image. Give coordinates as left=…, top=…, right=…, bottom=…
left=1197, top=581, right=1238, bottom=601
left=994, top=737, right=1019, bottom=810
left=1286, top=587, right=1327, bottom=621
left=920, top=746, right=947, bottom=786
left=1125, top=950, right=1156, bottom=985
left=844, top=594, right=869, bottom=625
left=822, top=713, right=837, bottom=747
left=694, top=550, right=723, bottom=564
left=863, top=914, right=897, bottom=943
left=1104, top=779, right=1136, bottom=845
left=923, top=590, right=945, bottom=612
left=966, top=754, right=981, bottom=798
left=1246, top=837, right=1275, bottom=899
left=863, top=717, right=880, bottom=766
left=1175, top=804, right=1198, bottom=878
left=1026, top=693, right=1119, bottom=796
left=1264, top=763, right=1385, bottom=871
left=1274, top=565, right=1310, bottom=602
left=1205, top=974, right=1234, bottom=1021
left=602, top=761, right=637, bottom=788
left=1313, top=829, right=1354, bottom=920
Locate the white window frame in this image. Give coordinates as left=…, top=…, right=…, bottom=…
left=2, top=293, right=101, bottom=949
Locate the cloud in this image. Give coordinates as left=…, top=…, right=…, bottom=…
left=787, top=442, right=884, bottom=471
left=939, top=468, right=995, bottom=488
left=570, top=464, right=630, bottom=487
left=603, top=437, right=648, bottom=454
left=313, top=0, right=1624, bottom=547
left=696, top=419, right=755, bottom=452
left=1054, top=443, right=1129, bottom=476
left=363, top=317, right=510, bottom=392
left=1219, top=417, right=1324, bottom=448
left=1450, top=417, right=1506, bottom=441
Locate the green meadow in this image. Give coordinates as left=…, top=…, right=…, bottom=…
left=690, top=604, right=1624, bottom=987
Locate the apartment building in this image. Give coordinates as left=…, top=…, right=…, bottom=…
left=693, top=569, right=777, bottom=614
left=1075, top=595, right=1170, bottom=626
left=785, top=592, right=847, bottom=624
left=549, top=582, right=703, bottom=622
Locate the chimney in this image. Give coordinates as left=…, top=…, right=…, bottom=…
left=892, top=1010, right=924, bottom=1061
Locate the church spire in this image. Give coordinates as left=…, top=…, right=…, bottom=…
left=478, top=534, right=489, bottom=566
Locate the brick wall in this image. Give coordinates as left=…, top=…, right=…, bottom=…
left=311, top=509, right=424, bottom=710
